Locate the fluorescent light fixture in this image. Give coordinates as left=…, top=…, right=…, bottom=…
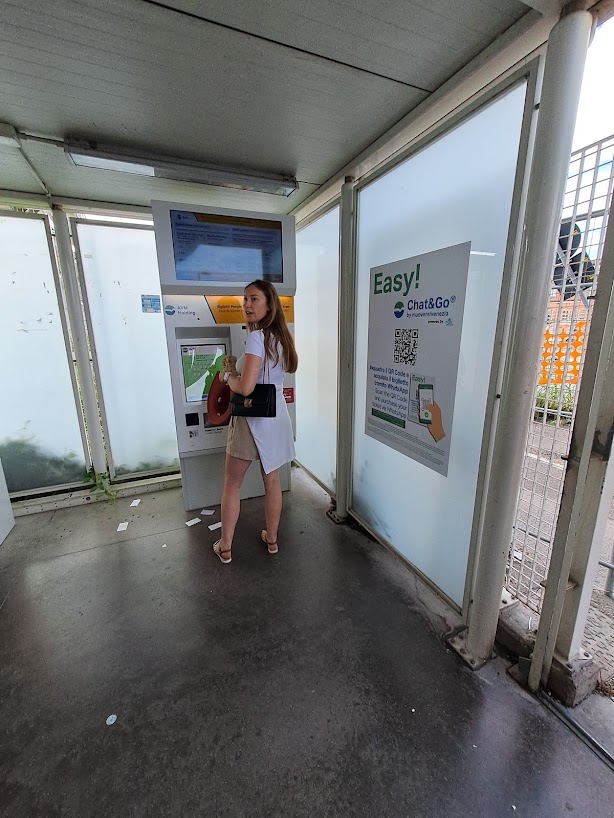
left=470, top=251, right=497, bottom=256
left=64, top=139, right=298, bottom=196
left=70, top=153, right=155, bottom=176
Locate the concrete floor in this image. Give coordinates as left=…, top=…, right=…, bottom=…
left=0, top=468, right=612, bottom=817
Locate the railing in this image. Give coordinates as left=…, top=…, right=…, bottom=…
left=506, top=134, right=614, bottom=612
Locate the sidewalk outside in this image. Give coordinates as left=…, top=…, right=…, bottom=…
left=585, top=498, right=614, bottom=694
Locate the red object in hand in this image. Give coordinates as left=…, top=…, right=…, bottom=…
left=207, top=372, right=231, bottom=426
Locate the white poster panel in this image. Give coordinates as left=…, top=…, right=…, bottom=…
left=365, top=242, right=471, bottom=476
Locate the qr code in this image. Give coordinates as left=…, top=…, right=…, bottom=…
left=394, top=328, right=418, bottom=365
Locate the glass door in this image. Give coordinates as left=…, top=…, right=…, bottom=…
left=295, top=207, right=340, bottom=493
left=0, top=214, right=88, bottom=493
left=74, top=221, right=179, bottom=479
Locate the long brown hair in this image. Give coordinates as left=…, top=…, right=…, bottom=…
left=245, top=280, right=298, bottom=374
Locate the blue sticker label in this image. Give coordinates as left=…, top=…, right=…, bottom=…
left=142, top=295, right=161, bottom=313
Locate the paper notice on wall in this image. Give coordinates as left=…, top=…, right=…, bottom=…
left=365, top=242, right=471, bottom=477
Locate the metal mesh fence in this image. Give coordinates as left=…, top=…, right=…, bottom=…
left=506, top=134, right=614, bottom=613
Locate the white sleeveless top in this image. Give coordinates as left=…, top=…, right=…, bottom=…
left=236, top=329, right=295, bottom=474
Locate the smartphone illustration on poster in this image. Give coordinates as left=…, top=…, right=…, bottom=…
left=418, top=383, right=434, bottom=424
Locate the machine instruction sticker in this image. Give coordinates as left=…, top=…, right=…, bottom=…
left=141, top=294, right=161, bottom=313
left=365, top=242, right=471, bottom=477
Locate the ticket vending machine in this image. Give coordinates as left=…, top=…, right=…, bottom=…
left=152, top=201, right=296, bottom=511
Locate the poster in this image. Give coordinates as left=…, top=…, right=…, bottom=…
left=365, top=242, right=471, bottom=476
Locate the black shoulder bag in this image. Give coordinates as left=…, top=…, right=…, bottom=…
left=230, top=356, right=276, bottom=418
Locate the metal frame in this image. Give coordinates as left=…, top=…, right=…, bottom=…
left=459, top=9, right=593, bottom=666
left=461, top=66, right=540, bottom=619
left=0, top=191, right=153, bottom=217
left=529, top=189, right=614, bottom=690
left=12, top=473, right=183, bottom=516
left=329, top=180, right=357, bottom=522
left=70, top=217, right=180, bottom=482
left=43, top=213, right=92, bottom=474
left=53, top=209, right=107, bottom=478
left=73, top=218, right=154, bottom=232
left=507, top=134, right=614, bottom=612
left=0, top=210, right=92, bottom=496
left=339, top=63, right=541, bottom=621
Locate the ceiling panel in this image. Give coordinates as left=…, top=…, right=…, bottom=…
left=158, top=0, right=529, bottom=88
left=0, top=149, right=44, bottom=195
left=0, top=0, right=538, bottom=211
left=0, top=0, right=424, bottom=180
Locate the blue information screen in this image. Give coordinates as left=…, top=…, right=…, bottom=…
left=170, top=210, right=283, bottom=283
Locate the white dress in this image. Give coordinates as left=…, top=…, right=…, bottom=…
left=236, top=329, right=295, bottom=475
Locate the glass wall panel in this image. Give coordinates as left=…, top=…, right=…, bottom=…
left=76, top=223, right=179, bottom=476
left=0, top=215, right=88, bottom=492
left=353, top=84, right=527, bottom=606
left=295, top=208, right=340, bottom=493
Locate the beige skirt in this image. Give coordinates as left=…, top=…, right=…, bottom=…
left=226, top=416, right=259, bottom=461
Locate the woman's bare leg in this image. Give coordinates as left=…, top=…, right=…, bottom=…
left=218, top=454, right=252, bottom=556
left=260, top=466, right=282, bottom=547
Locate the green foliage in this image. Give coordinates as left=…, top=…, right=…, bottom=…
left=0, top=438, right=88, bottom=493
left=85, top=468, right=117, bottom=501
left=534, top=385, right=576, bottom=425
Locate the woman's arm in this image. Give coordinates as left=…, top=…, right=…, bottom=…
left=225, top=353, right=262, bottom=396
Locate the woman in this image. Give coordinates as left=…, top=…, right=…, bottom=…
left=212, top=279, right=298, bottom=564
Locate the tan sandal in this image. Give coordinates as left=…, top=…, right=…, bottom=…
left=261, top=530, right=278, bottom=554
left=213, top=540, right=232, bottom=564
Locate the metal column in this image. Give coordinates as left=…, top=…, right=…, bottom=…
left=457, top=10, right=593, bottom=667
left=52, top=207, right=107, bottom=476
left=329, top=179, right=357, bottom=522
left=528, top=194, right=614, bottom=689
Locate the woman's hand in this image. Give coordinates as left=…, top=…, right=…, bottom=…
left=234, top=353, right=262, bottom=396
left=221, top=354, right=261, bottom=395
left=222, top=356, right=238, bottom=375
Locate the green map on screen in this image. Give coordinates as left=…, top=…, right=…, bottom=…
left=181, top=344, right=225, bottom=403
